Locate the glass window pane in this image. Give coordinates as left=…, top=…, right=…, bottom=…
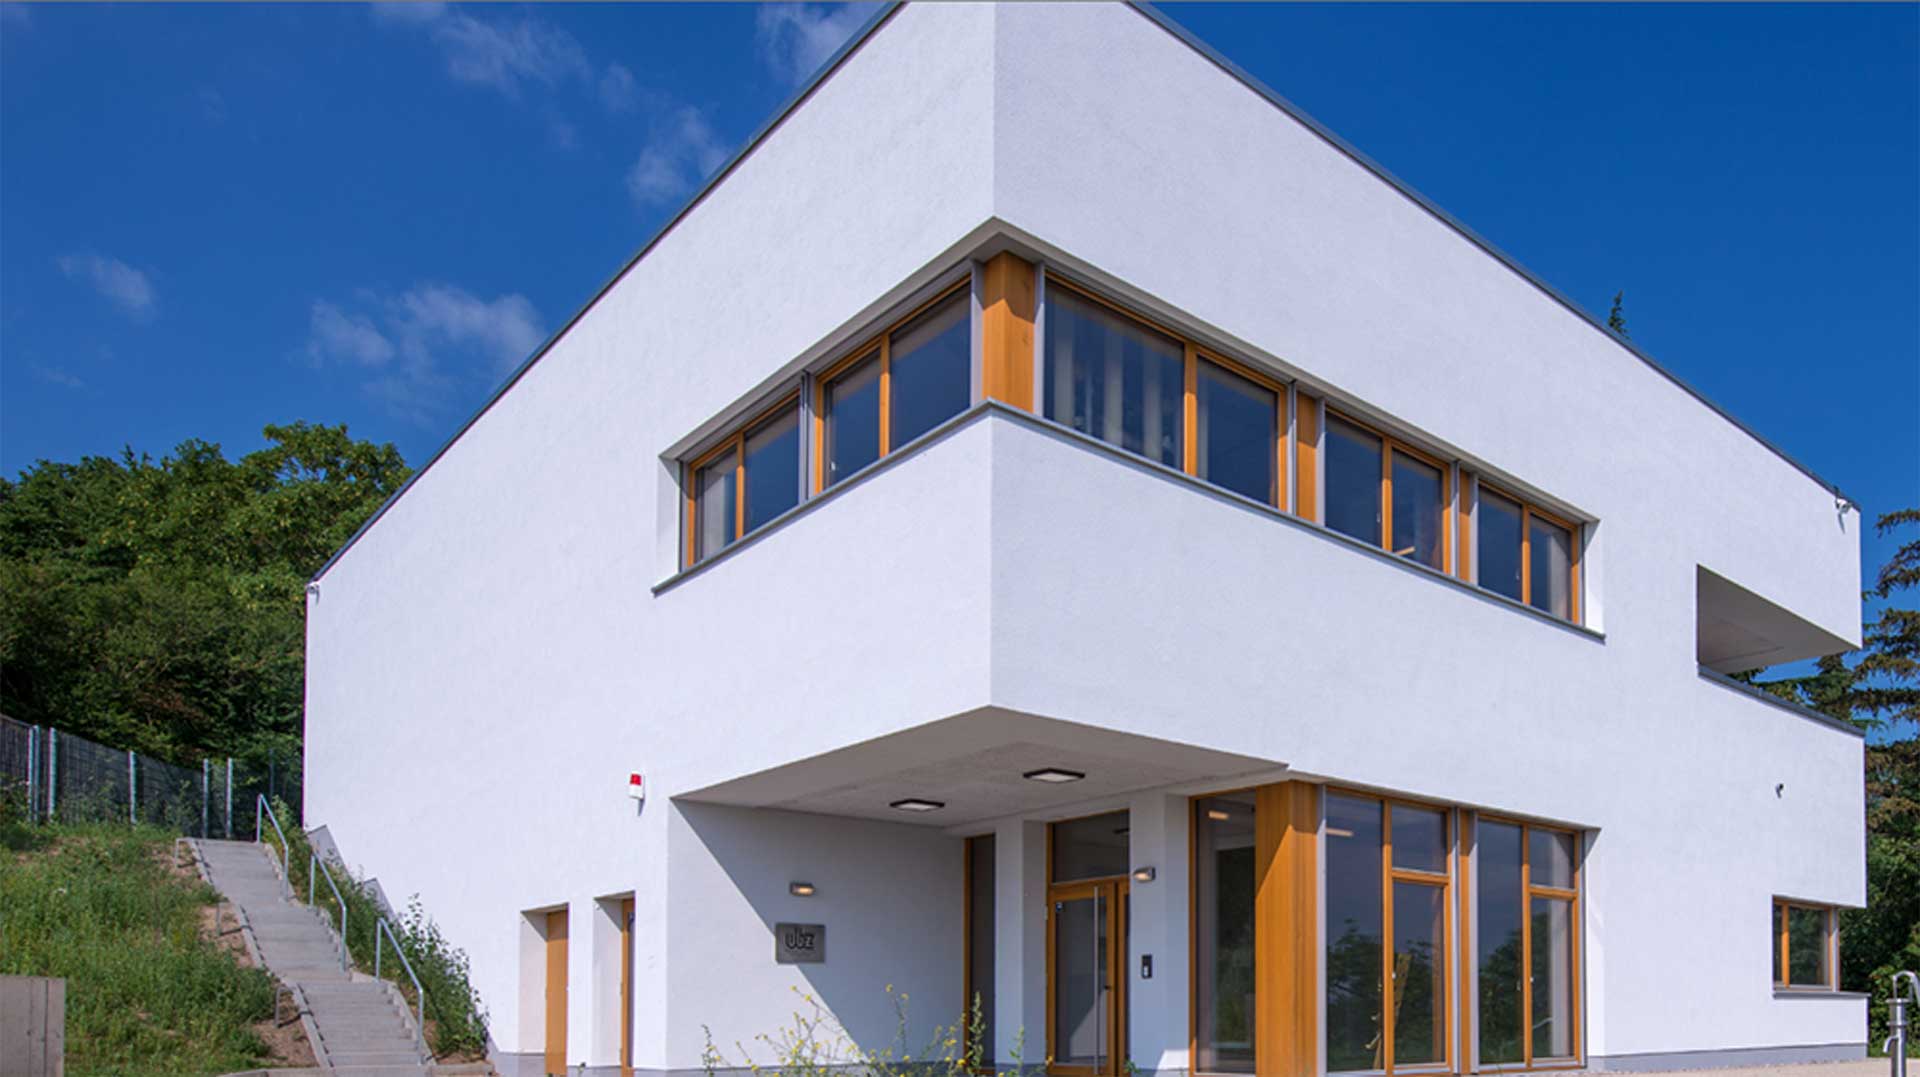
left=1052, top=891, right=1105, bottom=1067
left=1392, top=881, right=1448, bottom=1067
left=1195, top=794, right=1258, bottom=1075
left=1044, top=287, right=1184, bottom=468
left=1772, top=904, right=1785, bottom=984
left=1477, top=822, right=1526, bottom=1066
left=1392, top=805, right=1448, bottom=874
left=1325, top=793, right=1385, bottom=1072
left=693, top=451, right=735, bottom=560
left=743, top=408, right=799, bottom=535
left=1787, top=906, right=1829, bottom=986
left=1529, top=516, right=1574, bottom=619
left=823, top=352, right=880, bottom=486
left=1479, top=490, right=1524, bottom=602
left=1391, top=450, right=1445, bottom=570
left=1197, top=361, right=1277, bottom=505
left=1050, top=811, right=1130, bottom=883
left=1530, top=897, right=1577, bottom=1059
left=890, top=292, right=971, bottom=449
left=1325, top=415, right=1383, bottom=547
left=966, top=836, right=996, bottom=1064
left=1530, top=829, right=1575, bottom=890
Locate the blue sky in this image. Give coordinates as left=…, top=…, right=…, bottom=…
left=2, top=4, right=1915, bottom=636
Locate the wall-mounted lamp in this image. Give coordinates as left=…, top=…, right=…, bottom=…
left=789, top=881, right=816, bottom=897
left=1131, top=866, right=1156, bottom=884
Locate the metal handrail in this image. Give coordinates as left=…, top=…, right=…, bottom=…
left=375, top=916, right=428, bottom=1061
left=1889, top=970, right=1917, bottom=1077
left=307, top=853, right=351, bottom=971
left=253, top=794, right=291, bottom=900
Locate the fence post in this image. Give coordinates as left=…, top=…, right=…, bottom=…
left=201, top=759, right=210, bottom=838
left=127, top=750, right=137, bottom=825
left=225, top=758, right=233, bottom=838
left=25, top=726, right=38, bottom=826
left=46, top=728, right=57, bottom=823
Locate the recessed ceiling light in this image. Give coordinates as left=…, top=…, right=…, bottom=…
left=889, top=798, right=945, bottom=813
left=1023, top=767, right=1086, bottom=784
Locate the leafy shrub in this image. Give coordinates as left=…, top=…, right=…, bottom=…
left=702, top=986, right=1024, bottom=1077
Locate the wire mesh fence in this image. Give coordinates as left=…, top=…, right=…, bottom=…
left=0, top=713, right=301, bottom=838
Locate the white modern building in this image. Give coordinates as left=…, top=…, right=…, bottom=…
left=303, top=5, right=1870, bottom=1077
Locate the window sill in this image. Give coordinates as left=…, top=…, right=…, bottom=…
left=1772, top=987, right=1868, bottom=999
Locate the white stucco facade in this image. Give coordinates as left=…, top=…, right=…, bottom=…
left=304, top=5, right=1867, bottom=1077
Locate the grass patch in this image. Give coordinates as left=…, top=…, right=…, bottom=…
left=265, top=798, right=489, bottom=1058
left=0, top=823, right=279, bottom=1077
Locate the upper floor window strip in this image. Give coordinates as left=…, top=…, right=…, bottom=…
left=684, top=393, right=802, bottom=567
left=1476, top=485, right=1580, bottom=623
left=815, top=282, right=972, bottom=491
left=1324, top=409, right=1452, bottom=572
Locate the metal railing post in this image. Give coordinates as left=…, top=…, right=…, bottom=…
left=1890, top=970, right=1917, bottom=1077
left=127, top=750, right=137, bottom=825
left=376, top=917, right=427, bottom=1060
left=25, top=726, right=37, bottom=826
left=46, top=728, right=56, bottom=822
left=224, top=758, right=233, bottom=838
left=201, top=759, right=210, bottom=838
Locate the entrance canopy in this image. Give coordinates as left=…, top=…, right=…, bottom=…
left=677, top=706, right=1282, bottom=827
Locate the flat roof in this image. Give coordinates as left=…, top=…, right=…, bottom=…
left=313, top=0, right=1849, bottom=582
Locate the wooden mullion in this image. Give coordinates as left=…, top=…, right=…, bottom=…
left=1382, top=801, right=1397, bottom=1074
left=1520, top=827, right=1534, bottom=1069
left=1380, top=436, right=1395, bottom=553
left=731, top=436, right=746, bottom=541
left=1183, top=345, right=1200, bottom=477
left=878, top=336, right=893, bottom=457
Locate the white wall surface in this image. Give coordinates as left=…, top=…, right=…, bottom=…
left=306, top=1, right=1865, bottom=1070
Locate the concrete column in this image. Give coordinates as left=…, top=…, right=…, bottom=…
left=996, top=818, right=1047, bottom=1069
left=1128, top=792, right=1190, bottom=1077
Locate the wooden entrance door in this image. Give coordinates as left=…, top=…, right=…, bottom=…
left=1046, top=879, right=1128, bottom=1077
left=544, top=908, right=569, bottom=1076
left=620, top=897, right=635, bottom=1077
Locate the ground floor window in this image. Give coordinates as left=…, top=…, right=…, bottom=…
left=965, top=835, right=997, bottom=1065
left=1194, top=793, right=1257, bottom=1075
left=1475, top=819, right=1580, bottom=1068
left=1772, top=899, right=1836, bottom=990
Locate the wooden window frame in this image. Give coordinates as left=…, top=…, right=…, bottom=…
left=1044, top=276, right=1294, bottom=511
left=812, top=280, right=972, bottom=493
left=1325, top=409, right=1456, bottom=575
left=1474, top=816, right=1584, bottom=1072
left=681, top=392, right=801, bottom=569
left=1772, top=899, right=1838, bottom=991
left=1322, top=787, right=1456, bottom=1077
left=1475, top=483, right=1583, bottom=624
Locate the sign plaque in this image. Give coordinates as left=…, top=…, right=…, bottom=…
left=774, top=922, right=825, bottom=964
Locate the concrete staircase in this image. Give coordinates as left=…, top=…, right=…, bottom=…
left=193, top=838, right=432, bottom=1077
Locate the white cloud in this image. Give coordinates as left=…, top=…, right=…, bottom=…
left=306, top=300, right=395, bottom=366
left=377, top=3, right=594, bottom=100
left=627, top=106, right=730, bottom=208
left=305, top=283, right=544, bottom=422
left=57, top=253, right=156, bottom=319
left=754, top=3, right=874, bottom=85
left=599, top=63, right=638, bottom=114
left=33, top=365, right=84, bottom=390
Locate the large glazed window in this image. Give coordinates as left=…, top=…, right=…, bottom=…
left=1324, top=415, right=1383, bottom=547
left=965, top=835, right=996, bottom=1064
left=817, top=284, right=972, bottom=490
left=1476, top=819, right=1582, bottom=1069
left=1325, top=411, right=1452, bottom=570
left=685, top=396, right=800, bottom=566
left=1476, top=485, right=1581, bottom=622
left=1773, top=900, right=1835, bottom=990
left=1194, top=794, right=1257, bottom=1075
left=1325, top=793, right=1452, bottom=1075
left=1044, top=285, right=1184, bottom=469
left=1050, top=811, right=1131, bottom=883
left=1196, top=359, right=1280, bottom=506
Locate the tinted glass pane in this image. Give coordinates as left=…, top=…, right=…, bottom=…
left=823, top=352, right=880, bottom=486
left=1195, top=794, right=1258, bottom=1074
left=1392, top=804, right=1448, bottom=874
left=1325, top=415, right=1383, bottom=547
left=966, top=836, right=996, bottom=1063
left=1479, top=490, right=1524, bottom=602
left=1326, top=793, right=1385, bottom=1072
left=1391, top=450, right=1445, bottom=569
left=1529, top=516, right=1574, bottom=619
left=1197, top=361, right=1277, bottom=505
left=1477, top=822, right=1526, bottom=1066
left=1530, top=829, right=1575, bottom=890
left=1393, top=881, right=1447, bottom=1067
left=1530, top=897, right=1576, bottom=1059
left=694, top=452, right=735, bottom=560
left=890, top=292, right=971, bottom=449
left=1772, top=904, right=1785, bottom=984
left=1053, top=892, right=1106, bottom=1068
left=1044, top=288, right=1183, bottom=468
left=743, top=408, right=799, bottom=534
left=1788, top=906, right=1829, bottom=986
left=1050, top=811, right=1130, bottom=882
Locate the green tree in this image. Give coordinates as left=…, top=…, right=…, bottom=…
left=0, top=423, right=408, bottom=760
left=1606, top=291, right=1630, bottom=338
